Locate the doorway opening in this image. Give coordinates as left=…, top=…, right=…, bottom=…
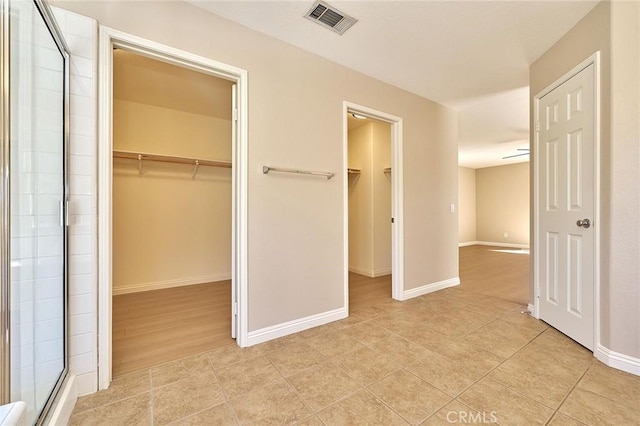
left=457, top=162, right=531, bottom=305
left=98, top=28, right=248, bottom=389
left=110, top=49, right=235, bottom=376
left=343, top=102, right=404, bottom=312
left=347, top=115, right=393, bottom=310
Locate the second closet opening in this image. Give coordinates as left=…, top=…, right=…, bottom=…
left=111, top=49, right=235, bottom=376
left=347, top=113, right=393, bottom=311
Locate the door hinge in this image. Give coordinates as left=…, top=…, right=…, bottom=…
left=233, top=108, right=238, bottom=122
left=391, top=217, right=395, bottom=224
left=535, top=121, right=540, bottom=132
left=232, top=302, right=238, bottom=315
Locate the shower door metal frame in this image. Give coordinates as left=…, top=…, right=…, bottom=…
left=0, top=0, right=70, bottom=421
left=0, top=0, right=10, bottom=404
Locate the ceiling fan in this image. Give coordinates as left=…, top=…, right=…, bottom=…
left=503, top=148, right=530, bottom=159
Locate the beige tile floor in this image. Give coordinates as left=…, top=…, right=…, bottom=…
left=69, top=287, right=640, bottom=425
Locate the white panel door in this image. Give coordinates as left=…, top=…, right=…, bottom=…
left=537, top=64, right=595, bottom=350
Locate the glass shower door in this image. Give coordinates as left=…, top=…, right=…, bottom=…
left=1, top=0, right=69, bottom=423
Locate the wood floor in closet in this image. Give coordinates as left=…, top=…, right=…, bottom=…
left=348, top=272, right=392, bottom=312
left=112, top=281, right=233, bottom=377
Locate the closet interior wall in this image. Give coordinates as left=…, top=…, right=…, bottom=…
left=348, top=121, right=392, bottom=278
left=112, top=50, right=233, bottom=294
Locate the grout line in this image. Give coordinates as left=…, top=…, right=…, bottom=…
left=298, top=301, right=544, bottom=420
left=544, top=365, right=592, bottom=425
left=282, top=371, right=327, bottom=419
left=573, top=359, right=640, bottom=411
left=164, top=401, right=232, bottom=426
left=435, top=329, right=567, bottom=424
left=206, top=354, right=242, bottom=425
left=358, top=388, right=412, bottom=425
left=431, top=323, right=547, bottom=403
left=71, top=376, right=152, bottom=416
left=366, top=368, right=454, bottom=425
left=147, top=370, right=154, bottom=426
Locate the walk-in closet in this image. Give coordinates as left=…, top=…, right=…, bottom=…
left=347, top=114, right=392, bottom=310
left=111, top=49, right=234, bottom=376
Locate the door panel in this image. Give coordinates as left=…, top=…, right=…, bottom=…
left=545, top=232, right=559, bottom=304
left=567, top=234, right=583, bottom=315
left=538, top=64, right=595, bottom=350
left=546, top=139, right=558, bottom=210
left=568, top=130, right=583, bottom=210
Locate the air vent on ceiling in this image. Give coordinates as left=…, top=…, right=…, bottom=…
left=304, top=0, right=357, bottom=35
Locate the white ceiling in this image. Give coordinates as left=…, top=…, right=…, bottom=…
left=458, top=86, right=531, bottom=169
left=188, top=1, right=599, bottom=168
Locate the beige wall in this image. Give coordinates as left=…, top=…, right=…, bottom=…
left=372, top=122, right=392, bottom=274
left=114, top=100, right=232, bottom=159
left=55, top=1, right=459, bottom=333
left=458, top=167, right=477, bottom=244
left=112, top=99, right=232, bottom=294
left=476, top=163, right=530, bottom=246
left=531, top=0, right=640, bottom=359
left=608, top=0, right=640, bottom=359
left=348, top=122, right=391, bottom=276
left=348, top=125, right=373, bottom=274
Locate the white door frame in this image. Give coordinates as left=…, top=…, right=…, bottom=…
left=97, top=26, right=249, bottom=389
left=342, top=102, right=404, bottom=305
left=532, top=52, right=601, bottom=349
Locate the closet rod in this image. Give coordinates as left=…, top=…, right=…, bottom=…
left=113, top=150, right=232, bottom=169
left=262, top=165, right=334, bottom=180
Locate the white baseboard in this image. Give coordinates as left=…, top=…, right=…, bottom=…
left=348, top=266, right=392, bottom=278
left=349, top=265, right=372, bottom=277
left=113, top=273, right=231, bottom=295
left=373, top=267, right=392, bottom=277
left=46, top=374, right=77, bottom=426
left=475, top=241, right=530, bottom=249
left=458, top=241, right=479, bottom=247
left=247, top=307, right=347, bottom=346
left=595, top=344, right=640, bottom=376
left=402, top=277, right=460, bottom=301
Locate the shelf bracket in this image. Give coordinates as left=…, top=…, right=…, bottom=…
left=138, top=154, right=143, bottom=177
left=192, top=160, right=200, bottom=180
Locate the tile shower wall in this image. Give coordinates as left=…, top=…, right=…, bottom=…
left=51, top=7, right=99, bottom=396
